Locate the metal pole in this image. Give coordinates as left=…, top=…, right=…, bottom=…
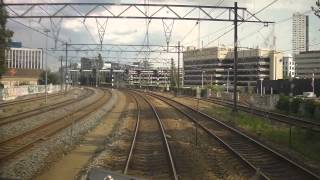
left=227, top=69, right=230, bottom=93
left=177, top=41, right=180, bottom=91
left=195, top=123, right=198, bottom=146
left=260, top=79, right=263, bottom=96
left=312, top=73, right=315, bottom=94
left=289, top=126, right=292, bottom=148
left=201, top=71, right=204, bottom=89
left=233, top=2, right=238, bottom=112
left=65, top=43, right=68, bottom=94
left=60, top=56, right=63, bottom=91
left=44, top=29, right=50, bottom=104
left=211, top=74, right=213, bottom=86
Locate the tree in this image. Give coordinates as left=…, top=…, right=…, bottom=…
left=0, top=0, right=14, bottom=79
left=39, top=70, right=60, bottom=85
left=312, top=0, right=320, bottom=18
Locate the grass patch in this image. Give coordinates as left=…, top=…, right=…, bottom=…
left=203, top=104, right=320, bottom=163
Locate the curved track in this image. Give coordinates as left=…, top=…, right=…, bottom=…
left=124, top=91, right=178, bottom=180
left=146, top=91, right=320, bottom=180
left=0, top=91, right=64, bottom=108
left=0, top=88, right=94, bottom=127
left=0, top=88, right=111, bottom=162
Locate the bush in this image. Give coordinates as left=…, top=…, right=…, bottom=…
left=210, top=85, right=224, bottom=93
left=313, top=102, right=320, bottom=121
left=304, top=100, right=316, bottom=118
left=290, top=98, right=303, bottom=114
left=276, top=95, right=290, bottom=112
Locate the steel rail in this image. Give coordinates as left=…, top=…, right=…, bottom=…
left=123, top=92, right=141, bottom=175
left=127, top=91, right=178, bottom=180
left=0, top=88, right=94, bottom=127
left=0, top=91, right=64, bottom=108
left=0, top=88, right=111, bottom=161
left=206, top=97, right=320, bottom=132
left=145, top=91, right=320, bottom=180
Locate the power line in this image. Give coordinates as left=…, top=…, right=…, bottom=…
left=275, top=10, right=312, bottom=24
left=225, top=41, right=320, bottom=54
left=8, top=19, right=66, bottom=44
left=205, top=0, right=279, bottom=47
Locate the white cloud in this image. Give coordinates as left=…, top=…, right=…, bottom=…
left=6, top=0, right=320, bottom=70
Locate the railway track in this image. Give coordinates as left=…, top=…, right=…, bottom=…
left=0, top=88, right=94, bottom=127
left=146, top=91, right=320, bottom=180
left=124, top=91, right=178, bottom=180
left=205, top=97, right=320, bottom=132
left=0, top=88, right=111, bottom=162
left=0, top=91, right=65, bottom=108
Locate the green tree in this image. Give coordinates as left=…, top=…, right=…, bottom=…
left=39, top=70, right=60, bottom=85
left=0, top=0, right=14, bottom=78
left=312, top=0, right=320, bottom=18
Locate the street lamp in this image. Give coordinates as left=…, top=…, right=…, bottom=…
left=312, top=72, right=315, bottom=95
left=260, top=78, right=264, bottom=96
left=227, top=67, right=232, bottom=93
left=201, top=70, right=206, bottom=89
left=44, top=28, right=50, bottom=104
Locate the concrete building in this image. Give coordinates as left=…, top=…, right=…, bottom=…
left=183, top=47, right=283, bottom=87
left=283, top=55, right=295, bottom=78
left=1, top=47, right=43, bottom=88
left=295, top=51, right=320, bottom=79
left=292, top=13, right=309, bottom=54
left=128, top=69, right=171, bottom=87
left=71, top=58, right=132, bottom=86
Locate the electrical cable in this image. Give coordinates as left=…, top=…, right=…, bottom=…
left=204, top=0, right=279, bottom=47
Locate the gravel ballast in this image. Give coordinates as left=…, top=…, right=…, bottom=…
left=0, top=89, right=118, bottom=180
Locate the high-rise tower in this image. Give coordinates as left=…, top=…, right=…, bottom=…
left=292, top=13, right=309, bottom=54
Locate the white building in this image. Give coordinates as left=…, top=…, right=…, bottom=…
left=283, top=55, right=295, bottom=78
left=292, top=13, right=309, bottom=54
left=295, top=51, right=320, bottom=79
left=1, top=47, right=43, bottom=87
left=128, top=69, right=171, bottom=87
left=5, top=47, right=43, bottom=69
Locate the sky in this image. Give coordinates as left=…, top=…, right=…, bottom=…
left=4, top=0, right=320, bottom=71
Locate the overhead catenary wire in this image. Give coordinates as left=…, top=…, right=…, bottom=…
left=182, top=0, right=226, bottom=46
left=204, top=0, right=279, bottom=47
left=207, top=0, right=279, bottom=47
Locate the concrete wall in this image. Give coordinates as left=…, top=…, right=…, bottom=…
left=0, top=84, right=62, bottom=101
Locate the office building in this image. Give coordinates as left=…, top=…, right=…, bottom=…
left=183, top=47, right=283, bottom=87
left=283, top=55, right=295, bottom=78
left=295, top=51, right=320, bottom=79
left=292, top=13, right=309, bottom=54
left=128, top=69, right=171, bottom=87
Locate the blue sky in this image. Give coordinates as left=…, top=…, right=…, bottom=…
left=5, top=0, right=320, bottom=70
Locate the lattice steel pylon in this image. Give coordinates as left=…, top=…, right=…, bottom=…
left=162, top=19, right=175, bottom=52
left=95, top=18, right=108, bottom=50
left=50, top=18, right=63, bottom=49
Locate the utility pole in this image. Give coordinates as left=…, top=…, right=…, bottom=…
left=201, top=71, right=205, bottom=89
left=44, top=28, right=50, bottom=104
left=171, top=58, right=174, bottom=87
left=65, top=42, right=68, bottom=94
left=177, top=41, right=180, bottom=92
left=312, top=73, right=315, bottom=94
left=233, top=2, right=238, bottom=112
left=60, top=56, right=63, bottom=91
